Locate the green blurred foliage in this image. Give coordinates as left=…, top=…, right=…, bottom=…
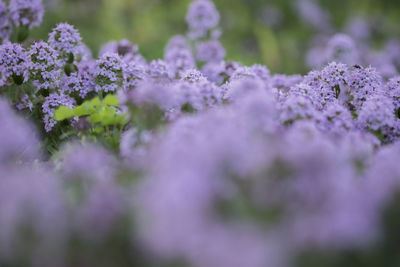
left=31, top=0, right=400, bottom=74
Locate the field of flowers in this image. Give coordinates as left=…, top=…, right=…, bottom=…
left=1, top=0, right=400, bottom=266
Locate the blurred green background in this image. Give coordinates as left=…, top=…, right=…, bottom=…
left=31, top=0, right=400, bottom=75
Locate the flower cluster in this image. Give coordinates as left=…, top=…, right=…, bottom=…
left=186, top=0, right=219, bottom=39
left=0, top=1, right=11, bottom=41
left=48, top=23, right=82, bottom=63
left=8, top=0, right=44, bottom=29
left=0, top=42, right=29, bottom=85
left=28, top=41, right=62, bottom=90
left=94, top=52, right=124, bottom=93
left=42, top=92, right=75, bottom=131
left=164, top=35, right=195, bottom=74
left=61, top=61, right=95, bottom=98
left=2, top=1, right=400, bottom=267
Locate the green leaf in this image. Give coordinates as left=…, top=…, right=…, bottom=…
left=54, top=106, right=75, bottom=121
left=81, top=101, right=96, bottom=113
left=115, top=114, right=128, bottom=125
left=89, top=97, right=101, bottom=108
left=99, top=106, right=117, bottom=126
left=73, top=105, right=92, bottom=117
left=103, top=94, right=119, bottom=106
left=88, top=113, right=102, bottom=123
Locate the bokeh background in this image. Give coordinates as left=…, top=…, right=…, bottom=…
left=31, top=0, right=400, bottom=74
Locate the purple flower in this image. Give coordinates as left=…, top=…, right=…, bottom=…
left=120, top=128, right=153, bottom=167
left=358, top=94, right=395, bottom=132
left=345, top=17, right=371, bottom=41
left=164, top=36, right=195, bottom=74
left=76, top=182, right=126, bottom=240
left=125, top=80, right=178, bottom=110
left=28, top=41, right=63, bottom=90
left=186, top=0, right=220, bottom=39
left=99, top=39, right=136, bottom=57
left=365, top=143, right=400, bottom=210
left=58, top=143, right=127, bottom=239
left=0, top=97, right=39, bottom=165
left=251, top=64, right=271, bottom=82
left=325, top=34, right=359, bottom=66
left=385, top=76, right=400, bottom=110
left=0, top=42, right=29, bottom=85
left=319, top=62, right=348, bottom=104
left=229, top=66, right=256, bottom=81
left=280, top=95, right=317, bottom=125
left=316, top=101, right=354, bottom=135
left=289, top=82, right=322, bottom=109
left=94, top=52, right=124, bottom=93
left=178, top=79, right=222, bottom=111
left=60, top=143, right=116, bottom=182
left=0, top=2, right=11, bottom=41
left=181, top=68, right=208, bottom=83
left=16, top=93, right=33, bottom=111
left=225, top=76, right=266, bottom=101
left=165, top=35, right=191, bottom=51
left=99, top=39, right=146, bottom=65
left=202, top=60, right=240, bottom=84
left=0, top=168, right=67, bottom=264
left=123, top=61, right=147, bottom=90
left=294, top=0, right=331, bottom=31
left=303, top=62, right=349, bottom=106
left=42, top=93, right=75, bottom=132
left=196, top=40, right=225, bottom=63
left=345, top=65, right=383, bottom=110
left=9, top=0, right=44, bottom=29
left=76, top=43, right=93, bottom=62
left=48, top=23, right=82, bottom=62
left=271, top=74, right=303, bottom=92
left=147, top=59, right=172, bottom=80
left=135, top=109, right=284, bottom=267
left=61, top=61, right=95, bottom=98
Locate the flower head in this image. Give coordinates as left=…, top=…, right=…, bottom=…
left=325, top=34, right=359, bottom=65
left=48, top=23, right=82, bottom=62
left=346, top=65, right=383, bottom=110
left=61, top=61, right=96, bottom=99
left=94, top=52, right=124, bottom=93
left=9, top=0, right=44, bottom=29
left=186, top=0, right=220, bottom=39
left=0, top=42, right=29, bottom=85
left=123, top=62, right=147, bottom=90
left=0, top=1, right=11, bottom=41
left=358, top=95, right=395, bottom=132
left=28, top=41, right=63, bottom=90
left=147, top=59, right=172, bottom=80
left=42, top=93, right=75, bottom=132
left=0, top=97, right=39, bottom=165
left=164, top=36, right=195, bottom=74
left=385, top=76, right=400, bottom=110
left=196, top=40, right=225, bottom=63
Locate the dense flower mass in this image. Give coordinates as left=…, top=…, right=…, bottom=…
left=0, top=42, right=29, bottom=85
left=196, top=39, right=225, bottom=63
left=42, top=92, right=75, bottom=132
left=48, top=23, right=82, bottom=62
left=0, top=1, right=11, bottom=41
left=94, top=52, right=124, bottom=93
left=186, top=0, right=220, bottom=39
left=165, top=35, right=195, bottom=74
left=28, top=41, right=62, bottom=90
left=8, top=0, right=44, bottom=29
left=2, top=1, right=400, bottom=267
left=61, top=61, right=95, bottom=98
